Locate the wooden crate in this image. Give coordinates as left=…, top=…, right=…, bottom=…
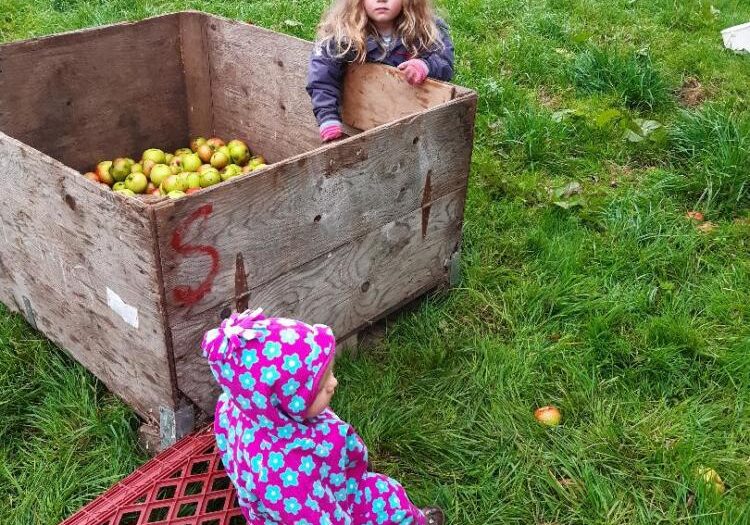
left=0, top=11, right=477, bottom=444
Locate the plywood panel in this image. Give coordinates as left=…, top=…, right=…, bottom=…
left=0, top=132, right=175, bottom=417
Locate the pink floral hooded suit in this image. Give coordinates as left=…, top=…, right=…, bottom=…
left=202, top=308, right=426, bottom=525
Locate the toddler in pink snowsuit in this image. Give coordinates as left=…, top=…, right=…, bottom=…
left=202, top=308, right=443, bottom=524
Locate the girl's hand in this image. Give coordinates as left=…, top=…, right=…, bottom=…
left=320, top=121, right=343, bottom=142
left=398, top=59, right=429, bottom=86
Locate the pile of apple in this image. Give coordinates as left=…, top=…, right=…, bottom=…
left=82, top=137, right=267, bottom=199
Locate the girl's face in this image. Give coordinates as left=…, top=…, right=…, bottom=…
left=363, top=0, right=403, bottom=27
left=305, top=362, right=338, bottom=419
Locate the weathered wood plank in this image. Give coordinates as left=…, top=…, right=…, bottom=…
left=205, top=17, right=320, bottom=163
left=0, top=132, right=175, bottom=418
left=153, top=94, right=476, bottom=339
left=0, top=14, right=188, bottom=172
left=179, top=12, right=214, bottom=138
left=171, top=188, right=466, bottom=413
left=342, top=63, right=456, bottom=131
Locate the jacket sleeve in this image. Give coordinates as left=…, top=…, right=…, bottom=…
left=420, top=20, right=455, bottom=82
left=306, top=40, right=348, bottom=126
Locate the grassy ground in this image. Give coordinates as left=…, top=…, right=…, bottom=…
left=2, top=0, right=750, bottom=523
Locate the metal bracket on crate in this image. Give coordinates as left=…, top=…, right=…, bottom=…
left=445, top=250, right=462, bottom=287
left=160, top=401, right=195, bottom=449
left=22, top=296, right=37, bottom=329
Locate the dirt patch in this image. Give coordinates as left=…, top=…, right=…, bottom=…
left=678, top=76, right=708, bottom=107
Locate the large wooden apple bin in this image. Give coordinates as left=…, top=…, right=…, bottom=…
left=0, top=12, right=476, bottom=443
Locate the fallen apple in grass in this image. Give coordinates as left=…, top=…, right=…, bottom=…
left=696, top=467, right=725, bottom=495
left=534, top=406, right=561, bottom=427
left=685, top=211, right=704, bottom=222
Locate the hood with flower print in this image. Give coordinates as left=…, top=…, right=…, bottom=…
left=202, top=308, right=336, bottom=425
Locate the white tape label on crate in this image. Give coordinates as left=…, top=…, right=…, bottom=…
left=106, top=287, right=139, bottom=329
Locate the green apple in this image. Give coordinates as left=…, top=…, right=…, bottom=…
left=165, top=153, right=174, bottom=163
left=167, top=190, right=186, bottom=199
left=149, top=164, right=171, bottom=186
left=228, top=142, right=249, bottom=166
left=142, top=148, right=166, bottom=164
left=113, top=182, right=127, bottom=191
left=248, top=155, right=266, bottom=169
left=96, top=160, right=114, bottom=186
left=110, top=158, right=133, bottom=182
left=185, top=172, right=201, bottom=189
left=217, top=145, right=230, bottom=157
left=130, top=162, right=143, bottom=174
left=254, top=163, right=268, bottom=170
left=142, top=159, right=156, bottom=177
left=169, top=155, right=184, bottom=174
left=206, top=137, right=225, bottom=150
left=199, top=169, right=221, bottom=188
left=211, top=151, right=230, bottom=169
left=181, top=153, right=202, bottom=172
left=175, top=147, right=192, bottom=157
left=125, top=172, right=149, bottom=194
left=198, top=164, right=214, bottom=174
left=221, top=164, right=243, bottom=181
left=197, top=143, right=214, bottom=163
left=161, top=174, right=184, bottom=194
left=114, top=188, right=136, bottom=197
left=190, top=137, right=207, bottom=152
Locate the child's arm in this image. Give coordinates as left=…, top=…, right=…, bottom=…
left=306, top=40, right=347, bottom=142
left=420, top=19, right=455, bottom=82
left=397, top=20, right=454, bottom=85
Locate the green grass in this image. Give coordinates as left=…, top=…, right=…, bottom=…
left=2, top=0, right=750, bottom=524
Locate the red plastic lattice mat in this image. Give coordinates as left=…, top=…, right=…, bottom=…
left=61, top=427, right=246, bottom=525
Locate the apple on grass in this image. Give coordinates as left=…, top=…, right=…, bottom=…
left=534, top=406, right=561, bottom=427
